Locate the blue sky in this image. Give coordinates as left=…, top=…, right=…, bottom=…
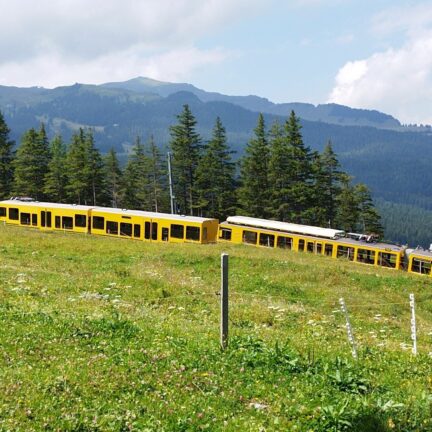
left=0, top=0, right=430, bottom=123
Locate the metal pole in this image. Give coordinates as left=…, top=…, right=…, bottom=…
left=167, top=152, right=175, bottom=214
left=410, top=293, right=417, bottom=356
left=220, top=253, right=229, bottom=350
left=339, top=297, right=358, bottom=360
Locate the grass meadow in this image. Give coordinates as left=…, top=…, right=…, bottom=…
left=0, top=224, right=432, bottom=431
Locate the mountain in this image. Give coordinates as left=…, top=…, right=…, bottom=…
left=102, top=77, right=402, bottom=129
left=1, top=78, right=432, bottom=246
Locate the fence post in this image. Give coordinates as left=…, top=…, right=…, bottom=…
left=339, top=297, right=358, bottom=360
left=220, top=253, right=229, bottom=350
left=409, top=293, right=417, bottom=356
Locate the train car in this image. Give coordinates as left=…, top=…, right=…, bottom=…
left=219, top=215, right=404, bottom=270
left=0, top=199, right=92, bottom=234
left=406, top=249, right=432, bottom=277
left=88, top=207, right=218, bottom=244
left=0, top=199, right=219, bottom=244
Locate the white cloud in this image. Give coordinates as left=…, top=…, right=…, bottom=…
left=329, top=2, right=432, bottom=124
left=0, top=0, right=263, bottom=87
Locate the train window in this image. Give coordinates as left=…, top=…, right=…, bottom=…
left=9, top=208, right=19, bottom=220
left=0, top=207, right=6, bottom=217
left=92, top=216, right=105, bottom=230
left=106, top=221, right=118, bottom=235
left=357, top=249, right=375, bottom=265
left=62, top=217, right=73, bottom=229
left=378, top=252, right=397, bottom=268
left=162, top=227, right=169, bottom=241
left=41, top=211, right=46, bottom=227
left=152, top=223, right=158, bottom=240
left=307, top=242, right=314, bottom=253
left=145, top=222, right=150, bottom=239
left=324, top=244, right=333, bottom=256
left=277, top=236, right=293, bottom=249
left=134, top=224, right=141, bottom=238
left=298, top=239, right=305, bottom=251
left=120, top=222, right=132, bottom=237
left=337, top=246, right=354, bottom=261
left=259, top=233, right=275, bottom=247
left=242, top=230, right=257, bottom=245
left=31, top=214, right=37, bottom=226
left=46, top=211, right=52, bottom=228
left=55, top=216, right=61, bottom=228
left=411, top=258, right=432, bottom=275
left=20, top=213, right=31, bottom=225
left=75, top=214, right=87, bottom=228
left=186, top=226, right=200, bottom=241
left=316, top=243, right=323, bottom=254
left=171, top=224, right=184, bottom=239
left=121, top=216, right=131, bottom=219
left=219, top=228, right=232, bottom=241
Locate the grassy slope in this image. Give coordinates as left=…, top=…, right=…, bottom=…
left=0, top=225, right=432, bottom=431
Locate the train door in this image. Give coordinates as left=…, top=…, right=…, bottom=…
left=41, top=210, right=52, bottom=230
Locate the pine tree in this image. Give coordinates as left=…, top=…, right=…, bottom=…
left=195, top=117, right=236, bottom=220
left=238, top=113, right=270, bottom=218
left=44, top=135, right=67, bottom=202
left=103, top=148, right=122, bottom=208
left=334, top=174, right=359, bottom=232
left=283, top=111, right=314, bottom=223
left=0, top=111, right=14, bottom=199
left=169, top=104, right=201, bottom=215
left=355, top=183, right=384, bottom=237
left=122, top=136, right=152, bottom=210
left=84, top=131, right=105, bottom=206
left=13, top=124, right=50, bottom=200
left=148, top=136, right=169, bottom=213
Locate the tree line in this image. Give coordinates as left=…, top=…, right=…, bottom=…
left=0, top=107, right=383, bottom=235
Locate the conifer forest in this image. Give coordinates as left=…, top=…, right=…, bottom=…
left=0, top=106, right=383, bottom=237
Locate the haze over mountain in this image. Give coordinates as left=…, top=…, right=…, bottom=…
left=1, top=77, right=432, bottom=246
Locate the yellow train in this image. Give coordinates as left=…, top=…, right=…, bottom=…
left=0, top=199, right=218, bottom=244
left=1, top=198, right=431, bottom=278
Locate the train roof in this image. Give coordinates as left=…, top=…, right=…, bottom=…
left=91, top=206, right=217, bottom=223
left=225, top=215, right=345, bottom=239
left=0, top=200, right=216, bottom=224
left=406, top=248, right=432, bottom=259
left=0, top=200, right=92, bottom=212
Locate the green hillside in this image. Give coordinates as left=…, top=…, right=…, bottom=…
left=1, top=225, right=432, bottom=431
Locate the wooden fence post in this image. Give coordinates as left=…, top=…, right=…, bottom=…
left=220, top=253, right=229, bottom=350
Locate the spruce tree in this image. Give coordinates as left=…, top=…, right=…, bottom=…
left=311, top=141, right=343, bottom=227
left=169, top=104, right=201, bottom=215
left=121, top=136, right=152, bottom=210
left=148, top=136, right=169, bottom=213
left=13, top=124, right=50, bottom=200
left=238, top=113, right=270, bottom=218
left=65, top=129, right=88, bottom=204
left=283, top=111, right=313, bottom=223
left=65, top=129, right=104, bottom=205
left=355, top=183, right=384, bottom=237
left=0, top=111, right=14, bottom=199
left=103, top=148, right=123, bottom=208
left=44, top=135, right=67, bottom=202
left=268, top=121, right=291, bottom=221
left=334, top=174, right=359, bottom=232
left=195, top=117, right=236, bottom=220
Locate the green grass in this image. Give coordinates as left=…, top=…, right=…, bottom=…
left=0, top=224, right=432, bottom=431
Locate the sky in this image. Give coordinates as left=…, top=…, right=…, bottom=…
left=0, top=0, right=431, bottom=124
